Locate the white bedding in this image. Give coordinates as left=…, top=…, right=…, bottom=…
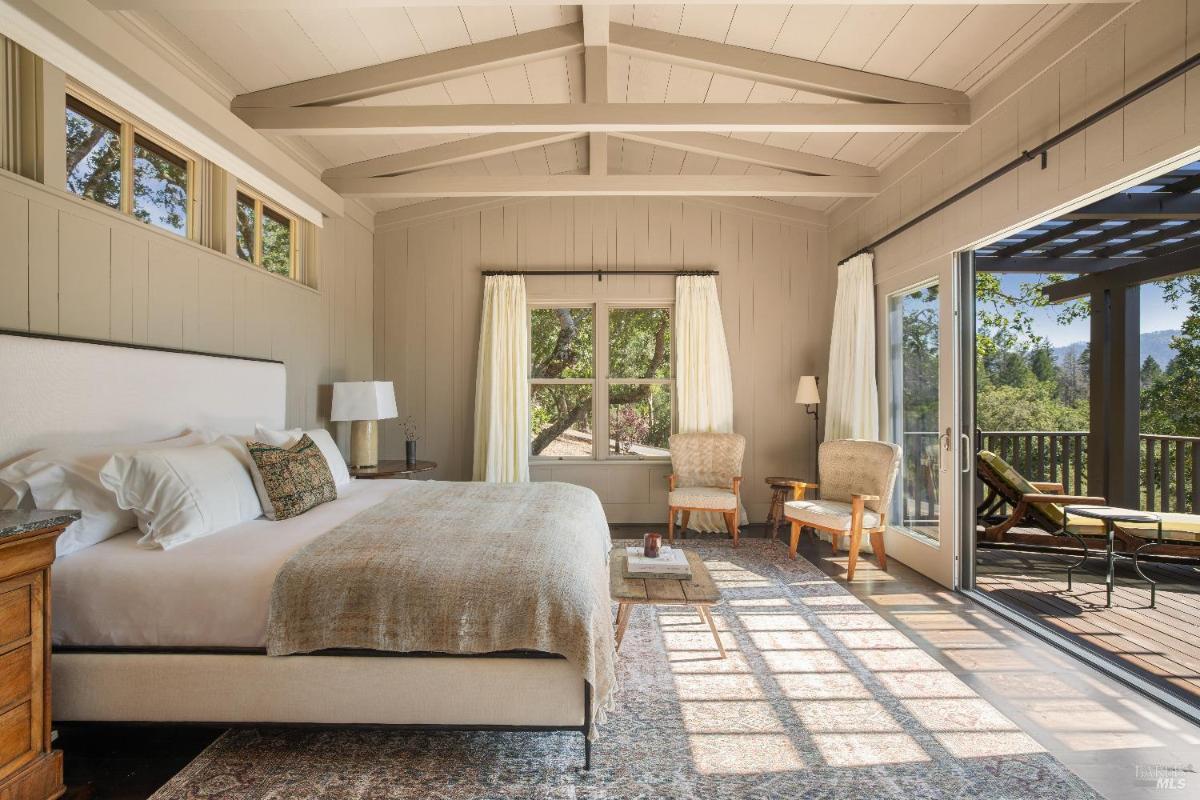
left=53, top=479, right=406, bottom=649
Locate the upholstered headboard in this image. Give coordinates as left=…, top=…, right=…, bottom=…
left=0, top=331, right=286, bottom=468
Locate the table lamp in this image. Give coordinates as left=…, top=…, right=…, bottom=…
left=331, top=381, right=398, bottom=468
left=795, top=376, right=821, bottom=480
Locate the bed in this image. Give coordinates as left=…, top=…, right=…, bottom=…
left=0, top=331, right=611, bottom=767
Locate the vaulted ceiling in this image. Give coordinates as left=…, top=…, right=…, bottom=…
left=100, top=2, right=1114, bottom=217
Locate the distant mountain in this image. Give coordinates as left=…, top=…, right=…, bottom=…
left=1052, top=329, right=1180, bottom=367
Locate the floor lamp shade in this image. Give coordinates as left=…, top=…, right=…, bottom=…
left=795, top=376, right=820, bottom=406
left=331, top=381, right=398, bottom=468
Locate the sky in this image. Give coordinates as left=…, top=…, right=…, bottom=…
left=996, top=273, right=1188, bottom=348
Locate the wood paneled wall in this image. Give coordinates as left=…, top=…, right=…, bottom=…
left=831, top=0, right=1200, bottom=283
left=374, top=198, right=831, bottom=523
left=0, top=169, right=373, bottom=452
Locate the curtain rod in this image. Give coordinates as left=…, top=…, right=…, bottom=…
left=482, top=269, right=717, bottom=282
left=838, top=49, right=1200, bottom=267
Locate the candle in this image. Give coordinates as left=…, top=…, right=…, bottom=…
left=643, top=533, right=661, bottom=558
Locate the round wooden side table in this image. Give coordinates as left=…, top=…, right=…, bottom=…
left=765, top=476, right=804, bottom=541
left=349, top=460, right=437, bottom=480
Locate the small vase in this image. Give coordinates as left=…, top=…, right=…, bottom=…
left=405, top=440, right=417, bottom=466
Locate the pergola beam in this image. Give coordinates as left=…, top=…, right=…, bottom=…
left=1043, top=243, right=1200, bottom=302
left=975, top=255, right=1139, bottom=274
left=618, top=131, right=876, bottom=177
left=1090, top=220, right=1200, bottom=258
left=323, top=133, right=580, bottom=179
left=324, top=173, right=880, bottom=198
left=1070, top=193, right=1200, bottom=217
left=232, top=23, right=583, bottom=108
left=1042, top=220, right=1155, bottom=258
left=237, top=103, right=970, bottom=135
left=608, top=22, right=967, bottom=104
left=990, top=219, right=1096, bottom=258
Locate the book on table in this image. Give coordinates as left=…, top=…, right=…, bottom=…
left=624, top=545, right=692, bottom=580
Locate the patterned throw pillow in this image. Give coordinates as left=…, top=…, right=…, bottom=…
left=247, top=435, right=337, bottom=521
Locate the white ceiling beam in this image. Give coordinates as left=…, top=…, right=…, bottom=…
left=373, top=195, right=828, bottom=230
left=581, top=5, right=609, bottom=48
left=323, top=133, right=579, bottom=179
left=326, top=174, right=880, bottom=198
left=238, top=103, right=970, bottom=135
left=589, top=133, right=607, bottom=177
left=95, top=2, right=1127, bottom=9
left=619, top=131, right=877, bottom=177
left=232, top=23, right=583, bottom=108
left=583, top=5, right=608, bottom=176
left=609, top=22, right=968, bottom=105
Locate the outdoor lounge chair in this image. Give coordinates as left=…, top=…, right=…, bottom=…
left=976, top=450, right=1200, bottom=558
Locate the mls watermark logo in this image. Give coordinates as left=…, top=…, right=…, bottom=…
left=1135, top=763, right=1195, bottom=790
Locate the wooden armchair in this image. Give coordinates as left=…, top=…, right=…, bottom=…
left=666, top=432, right=745, bottom=546
left=783, top=440, right=901, bottom=581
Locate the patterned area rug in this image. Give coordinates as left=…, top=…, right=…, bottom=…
left=150, top=540, right=1100, bottom=799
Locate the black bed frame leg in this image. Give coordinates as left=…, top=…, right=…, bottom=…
left=581, top=681, right=592, bottom=771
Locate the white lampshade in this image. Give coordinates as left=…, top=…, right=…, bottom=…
left=331, top=381, right=398, bottom=422
left=795, top=376, right=820, bottom=405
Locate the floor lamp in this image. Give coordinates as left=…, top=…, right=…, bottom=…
left=796, top=376, right=821, bottom=482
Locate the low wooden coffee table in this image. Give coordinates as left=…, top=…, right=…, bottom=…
left=610, top=544, right=725, bottom=658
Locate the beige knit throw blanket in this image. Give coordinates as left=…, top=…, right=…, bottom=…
left=266, top=480, right=616, bottom=730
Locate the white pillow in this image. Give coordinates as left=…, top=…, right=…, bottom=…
left=99, top=437, right=263, bottom=550
left=0, top=430, right=213, bottom=556
left=253, top=425, right=350, bottom=489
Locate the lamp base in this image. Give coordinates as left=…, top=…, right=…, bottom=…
left=349, top=420, right=379, bottom=468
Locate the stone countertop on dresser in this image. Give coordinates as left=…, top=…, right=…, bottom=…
left=0, top=509, right=80, bottom=539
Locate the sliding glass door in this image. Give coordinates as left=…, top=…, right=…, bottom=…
left=878, top=262, right=959, bottom=588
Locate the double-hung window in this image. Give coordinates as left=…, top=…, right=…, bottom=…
left=65, top=93, right=192, bottom=238
left=530, top=303, right=673, bottom=460
left=236, top=188, right=296, bottom=279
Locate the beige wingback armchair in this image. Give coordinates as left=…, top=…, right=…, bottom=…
left=667, top=432, right=746, bottom=546
left=783, top=439, right=902, bottom=581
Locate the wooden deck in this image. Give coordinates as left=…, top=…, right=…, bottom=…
left=976, top=546, right=1200, bottom=707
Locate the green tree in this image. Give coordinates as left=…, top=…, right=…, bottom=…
left=529, top=308, right=669, bottom=455
left=1141, top=278, right=1200, bottom=437
left=66, top=107, right=121, bottom=209
left=1140, top=354, right=1165, bottom=390
left=1029, top=346, right=1059, bottom=384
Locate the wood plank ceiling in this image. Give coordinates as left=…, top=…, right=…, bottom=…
left=106, top=3, right=1091, bottom=216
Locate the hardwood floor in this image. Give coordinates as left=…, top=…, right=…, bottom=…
left=52, top=525, right=1200, bottom=799
left=58, top=726, right=222, bottom=800
left=976, top=545, right=1200, bottom=706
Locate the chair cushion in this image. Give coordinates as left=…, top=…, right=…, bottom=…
left=783, top=499, right=881, bottom=532
left=1063, top=511, right=1200, bottom=543
left=669, top=487, right=738, bottom=511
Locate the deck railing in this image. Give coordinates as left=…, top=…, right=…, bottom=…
left=977, top=431, right=1089, bottom=497
left=973, top=430, right=1200, bottom=514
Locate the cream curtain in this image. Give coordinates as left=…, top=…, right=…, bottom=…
left=675, top=275, right=745, bottom=531
left=822, top=253, right=880, bottom=553
left=825, top=253, right=880, bottom=442
left=472, top=275, right=530, bottom=482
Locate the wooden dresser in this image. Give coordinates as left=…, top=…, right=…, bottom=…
left=0, top=510, right=76, bottom=800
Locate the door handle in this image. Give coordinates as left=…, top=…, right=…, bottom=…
left=960, top=433, right=972, bottom=474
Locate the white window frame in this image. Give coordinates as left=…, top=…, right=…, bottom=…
left=530, top=301, right=675, bottom=463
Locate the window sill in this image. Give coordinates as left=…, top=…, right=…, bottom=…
left=530, top=458, right=671, bottom=466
